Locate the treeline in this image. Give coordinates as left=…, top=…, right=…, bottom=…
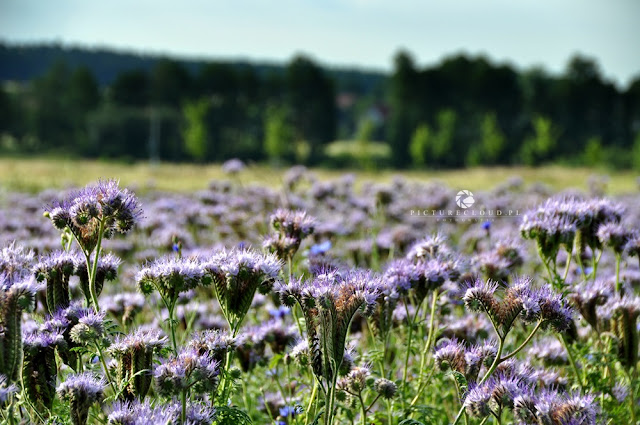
left=1, top=43, right=639, bottom=168
left=388, top=51, right=640, bottom=169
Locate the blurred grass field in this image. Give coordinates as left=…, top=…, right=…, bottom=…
left=0, top=156, right=637, bottom=195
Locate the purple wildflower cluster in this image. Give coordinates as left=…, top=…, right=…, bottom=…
left=463, top=276, right=573, bottom=335
left=1, top=173, right=639, bottom=424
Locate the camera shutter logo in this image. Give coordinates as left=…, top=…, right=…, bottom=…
left=456, top=190, right=474, bottom=209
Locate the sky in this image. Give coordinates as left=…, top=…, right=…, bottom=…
left=1, top=0, right=639, bottom=88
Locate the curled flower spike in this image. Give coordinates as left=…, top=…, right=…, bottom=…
left=597, top=222, right=631, bottom=255
left=108, top=327, right=167, bottom=400
left=57, top=373, right=106, bottom=425
left=514, top=390, right=597, bottom=425
left=276, top=269, right=380, bottom=386
left=264, top=209, right=315, bottom=260
left=34, top=250, right=77, bottom=314
left=137, top=256, right=209, bottom=301
left=462, top=276, right=573, bottom=337
left=0, top=242, right=35, bottom=285
left=154, top=347, right=220, bottom=397
left=188, top=329, right=236, bottom=365
left=45, top=180, right=142, bottom=254
left=374, top=378, right=397, bottom=400
left=70, top=309, right=106, bottom=345
left=0, top=274, right=38, bottom=381
left=106, top=399, right=216, bottom=425
left=23, top=329, right=65, bottom=412
left=203, top=247, right=281, bottom=333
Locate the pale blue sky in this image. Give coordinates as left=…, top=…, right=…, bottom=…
left=1, top=0, right=638, bottom=87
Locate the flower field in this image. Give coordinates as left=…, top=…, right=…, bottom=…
left=0, top=166, right=639, bottom=424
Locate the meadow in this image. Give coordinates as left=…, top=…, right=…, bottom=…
left=0, top=158, right=639, bottom=425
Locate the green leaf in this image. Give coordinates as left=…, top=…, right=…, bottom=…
left=213, top=406, right=253, bottom=425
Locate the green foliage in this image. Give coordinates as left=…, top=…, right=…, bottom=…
left=409, top=123, right=430, bottom=167
left=582, top=137, right=603, bottom=167
left=467, top=112, right=506, bottom=166
left=213, top=405, right=253, bottom=425
left=182, top=98, right=209, bottom=161
left=633, top=132, right=640, bottom=171
left=264, top=105, right=294, bottom=162
left=521, top=116, right=559, bottom=165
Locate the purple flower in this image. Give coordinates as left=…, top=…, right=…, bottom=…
left=0, top=242, right=35, bottom=286
left=202, top=247, right=281, bottom=331
left=154, top=347, right=220, bottom=396
left=74, top=252, right=121, bottom=299
left=0, top=374, right=18, bottom=403
left=45, top=179, right=142, bottom=253
left=222, top=158, right=245, bottom=174
left=597, top=222, right=631, bottom=254
left=108, top=327, right=167, bottom=400
left=188, top=329, right=236, bottom=364
left=69, top=309, right=106, bottom=344
left=137, top=256, right=209, bottom=301
left=265, top=209, right=315, bottom=260
left=107, top=399, right=215, bottom=425
left=57, top=373, right=106, bottom=425
left=275, top=269, right=380, bottom=384
left=514, top=390, right=598, bottom=425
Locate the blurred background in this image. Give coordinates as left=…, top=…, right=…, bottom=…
left=0, top=0, right=639, bottom=171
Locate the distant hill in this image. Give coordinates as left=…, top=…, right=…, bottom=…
left=0, top=42, right=387, bottom=93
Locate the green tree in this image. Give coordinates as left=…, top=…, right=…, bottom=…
left=285, top=55, right=336, bottom=163
left=432, top=109, right=457, bottom=164
left=388, top=50, right=419, bottom=167
left=582, top=137, right=603, bottom=167
left=409, top=123, right=430, bottom=167
left=182, top=98, right=209, bottom=161
left=264, top=105, right=294, bottom=162
left=520, top=116, right=559, bottom=165
left=467, top=112, right=506, bottom=166
left=632, top=132, right=640, bottom=171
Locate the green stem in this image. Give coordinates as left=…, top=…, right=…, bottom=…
left=305, top=380, right=318, bottom=425
left=452, top=338, right=504, bottom=425
left=614, top=253, right=621, bottom=293
left=357, top=391, right=367, bottom=425
left=623, top=367, right=637, bottom=424
left=181, top=389, right=187, bottom=424
left=410, top=290, right=439, bottom=408
left=559, top=334, right=584, bottom=391
left=88, top=218, right=106, bottom=313
left=95, top=342, right=117, bottom=395
left=501, top=320, right=544, bottom=362
left=562, top=246, right=573, bottom=282
left=161, top=296, right=178, bottom=353
left=401, top=300, right=421, bottom=409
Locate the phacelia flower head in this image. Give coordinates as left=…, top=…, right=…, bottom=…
left=276, top=268, right=380, bottom=385
left=188, top=329, right=236, bottom=364
left=597, top=222, right=631, bottom=255
left=0, top=374, right=18, bottom=404
left=57, top=372, right=106, bottom=425
left=74, top=252, right=121, bottom=300
left=45, top=179, right=142, bottom=253
left=137, top=256, right=209, bottom=302
left=107, top=399, right=215, bottom=425
left=34, top=250, right=78, bottom=314
left=0, top=242, right=35, bottom=286
left=108, top=327, right=167, bottom=400
left=265, top=209, right=315, bottom=260
left=22, top=328, right=65, bottom=411
left=70, top=309, right=106, bottom=345
left=203, top=247, right=281, bottom=332
left=463, top=276, right=573, bottom=337
left=154, top=347, right=220, bottom=397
